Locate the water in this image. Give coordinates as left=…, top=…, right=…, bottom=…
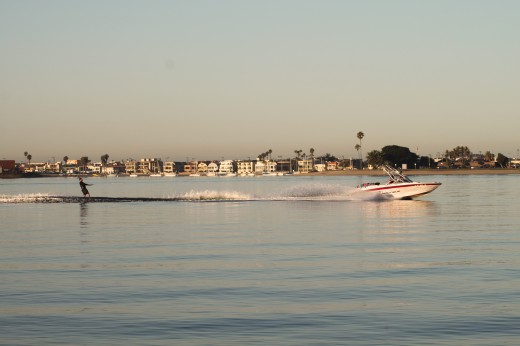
left=1, top=174, right=520, bottom=345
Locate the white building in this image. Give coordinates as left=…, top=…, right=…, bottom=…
left=298, top=159, right=313, bottom=173
left=197, top=162, right=208, bottom=174
left=237, top=160, right=255, bottom=175
left=314, top=163, right=326, bottom=172
left=218, top=160, right=235, bottom=175
left=163, top=162, right=176, bottom=174
left=207, top=162, right=219, bottom=176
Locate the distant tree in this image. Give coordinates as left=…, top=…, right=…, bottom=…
left=309, top=148, right=315, bottom=170
left=356, top=131, right=364, bottom=167
left=80, top=156, right=89, bottom=171
left=381, top=145, right=418, bottom=168
left=316, top=153, right=339, bottom=163
left=355, top=144, right=361, bottom=168
left=24, top=151, right=28, bottom=162
left=101, top=154, right=109, bottom=166
left=366, top=150, right=384, bottom=168
left=447, top=146, right=472, bottom=166
left=418, top=156, right=435, bottom=168
left=62, top=156, right=69, bottom=173
left=26, top=154, right=32, bottom=164
left=484, top=151, right=494, bottom=162
left=496, top=153, right=509, bottom=167
left=268, top=149, right=272, bottom=160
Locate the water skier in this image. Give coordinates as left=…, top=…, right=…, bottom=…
left=79, top=177, right=92, bottom=198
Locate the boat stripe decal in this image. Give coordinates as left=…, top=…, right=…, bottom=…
left=367, top=183, right=441, bottom=192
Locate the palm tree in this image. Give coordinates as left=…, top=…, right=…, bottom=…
left=63, top=156, right=69, bottom=173
left=268, top=149, right=272, bottom=161
left=24, top=151, right=28, bottom=162
left=357, top=131, right=364, bottom=169
left=100, top=154, right=110, bottom=174
left=101, top=154, right=109, bottom=166
left=26, top=154, right=32, bottom=164
left=310, top=148, right=315, bottom=171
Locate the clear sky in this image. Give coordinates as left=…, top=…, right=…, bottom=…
left=1, top=0, right=519, bottom=163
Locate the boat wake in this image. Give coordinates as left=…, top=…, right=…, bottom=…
left=0, top=185, right=390, bottom=204
left=267, top=183, right=389, bottom=201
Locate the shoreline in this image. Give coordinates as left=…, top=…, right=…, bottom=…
left=301, top=168, right=520, bottom=176
left=2, top=168, right=520, bottom=179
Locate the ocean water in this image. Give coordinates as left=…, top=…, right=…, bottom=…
left=1, top=174, right=520, bottom=345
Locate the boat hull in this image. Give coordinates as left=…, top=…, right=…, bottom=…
left=361, top=182, right=441, bottom=199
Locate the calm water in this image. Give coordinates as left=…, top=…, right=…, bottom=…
left=1, top=174, right=520, bottom=345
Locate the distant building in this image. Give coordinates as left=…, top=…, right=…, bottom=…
left=197, top=162, right=208, bottom=174
left=298, top=159, right=313, bottom=173
left=138, top=158, right=162, bottom=175
left=125, top=160, right=138, bottom=174
left=326, top=161, right=339, bottom=171
left=184, top=161, right=198, bottom=174
left=0, top=160, right=15, bottom=174
left=264, top=160, right=277, bottom=173
left=254, top=160, right=265, bottom=174
left=218, top=160, right=235, bottom=175
left=207, top=162, right=219, bottom=175
left=237, top=160, right=254, bottom=175
left=314, top=163, right=326, bottom=172
left=163, top=162, right=176, bottom=174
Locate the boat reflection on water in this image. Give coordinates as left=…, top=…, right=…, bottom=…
left=355, top=199, right=440, bottom=239
left=359, top=199, right=439, bottom=219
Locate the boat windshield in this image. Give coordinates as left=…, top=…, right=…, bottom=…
left=382, top=165, right=413, bottom=183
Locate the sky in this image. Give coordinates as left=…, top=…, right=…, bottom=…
left=1, top=0, right=519, bottom=163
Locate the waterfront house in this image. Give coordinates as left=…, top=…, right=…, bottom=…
left=237, top=160, right=255, bottom=175
left=218, top=160, right=235, bottom=175
left=314, top=163, right=326, bottom=172
left=254, top=160, right=265, bottom=175
left=197, top=162, right=208, bottom=174
left=207, top=162, right=219, bottom=176
left=138, top=158, right=162, bottom=175
left=298, top=159, right=313, bottom=173
left=125, top=160, right=138, bottom=174
left=184, top=161, right=198, bottom=174
left=163, top=162, right=176, bottom=174
left=326, top=161, right=340, bottom=171
left=264, top=160, right=277, bottom=173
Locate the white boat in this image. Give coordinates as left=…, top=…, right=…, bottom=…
left=359, top=165, right=441, bottom=199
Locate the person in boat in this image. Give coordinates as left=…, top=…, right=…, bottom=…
left=78, top=177, right=92, bottom=198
